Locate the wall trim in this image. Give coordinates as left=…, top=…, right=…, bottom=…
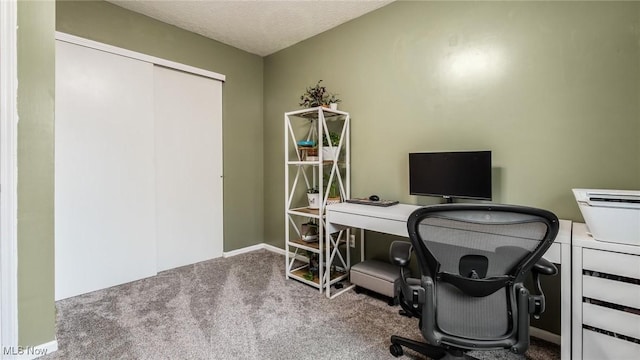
left=222, top=243, right=289, bottom=258
left=223, top=243, right=308, bottom=263
left=55, top=32, right=226, bottom=82
left=0, top=0, right=19, bottom=355
left=222, top=244, right=265, bottom=258
left=262, top=243, right=287, bottom=255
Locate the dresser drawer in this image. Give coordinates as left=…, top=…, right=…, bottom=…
left=583, top=302, right=640, bottom=340
left=583, top=275, right=640, bottom=309
left=583, top=248, right=640, bottom=279
left=582, top=328, right=640, bottom=360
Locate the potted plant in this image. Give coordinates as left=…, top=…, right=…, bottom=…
left=327, top=93, right=342, bottom=110
left=322, top=131, right=341, bottom=160
left=307, top=188, right=320, bottom=209
left=325, top=174, right=341, bottom=205
left=304, top=250, right=319, bottom=280
left=299, top=80, right=328, bottom=108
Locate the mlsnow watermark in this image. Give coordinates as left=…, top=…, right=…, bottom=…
left=3, top=346, right=49, bottom=357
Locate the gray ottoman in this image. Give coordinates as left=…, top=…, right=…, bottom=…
left=350, top=260, right=403, bottom=302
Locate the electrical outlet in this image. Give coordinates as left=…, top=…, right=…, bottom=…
left=349, top=234, right=356, bottom=248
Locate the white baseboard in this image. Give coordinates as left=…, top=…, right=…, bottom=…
left=222, top=243, right=265, bottom=258
left=223, top=243, right=308, bottom=262
left=530, top=326, right=561, bottom=345
left=3, top=340, right=58, bottom=359
left=262, top=243, right=286, bottom=255
left=222, top=243, right=288, bottom=258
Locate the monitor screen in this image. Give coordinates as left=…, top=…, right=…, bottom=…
left=409, top=151, right=492, bottom=201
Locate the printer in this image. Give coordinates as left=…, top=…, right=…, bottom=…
left=573, top=189, right=640, bottom=246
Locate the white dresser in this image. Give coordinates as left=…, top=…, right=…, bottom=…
left=571, top=223, right=640, bottom=360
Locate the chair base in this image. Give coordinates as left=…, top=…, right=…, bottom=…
left=390, top=335, right=476, bottom=360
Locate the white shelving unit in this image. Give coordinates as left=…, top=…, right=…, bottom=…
left=284, top=107, right=350, bottom=294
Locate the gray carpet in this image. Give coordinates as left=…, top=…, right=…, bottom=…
left=43, top=250, right=559, bottom=360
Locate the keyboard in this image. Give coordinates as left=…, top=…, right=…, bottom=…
left=345, top=198, right=399, bottom=207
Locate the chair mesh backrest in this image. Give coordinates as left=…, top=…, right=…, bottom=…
left=414, top=208, right=551, bottom=339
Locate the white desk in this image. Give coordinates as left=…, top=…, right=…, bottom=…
left=326, top=203, right=419, bottom=261
left=325, top=202, right=572, bottom=359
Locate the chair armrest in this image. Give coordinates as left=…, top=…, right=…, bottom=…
left=528, top=257, right=557, bottom=318
left=390, top=241, right=412, bottom=267
left=397, top=277, right=425, bottom=317
left=533, top=257, right=557, bottom=276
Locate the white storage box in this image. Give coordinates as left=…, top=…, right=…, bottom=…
left=350, top=260, right=402, bottom=299
left=573, top=189, right=640, bottom=246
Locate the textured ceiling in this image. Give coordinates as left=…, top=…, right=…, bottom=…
left=107, top=0, right=394, bottom=56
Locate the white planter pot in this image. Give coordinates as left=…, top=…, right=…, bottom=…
left=307, top=193, right=320, bottom=209
left=322, top=147, right=339, bottom=161
left=329, top=103, right=338, bottom=110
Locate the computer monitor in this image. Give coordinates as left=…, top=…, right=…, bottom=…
left=409, top=151, right=492, bottom=202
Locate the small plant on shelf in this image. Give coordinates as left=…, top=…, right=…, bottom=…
left=327, top=93, right=342, bottom=105
left=323, top=131, right=341, bottom=147
left=304, top=250, right=319, bottom=280
left=299, top=80, right=329, bottom=108
left=324, top=173, right=342, bottom=204
left=328, top=181, right=340, bottom=199
left=303, top=271, right=314, bottom=281
left=307, top=187, right=320, bottom=209
left=321, top=131, right=341, bottom=161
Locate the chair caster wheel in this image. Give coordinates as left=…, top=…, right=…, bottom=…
left=389, top=344, right=404, bottom=357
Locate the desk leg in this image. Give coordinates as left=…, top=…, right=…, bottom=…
left=346, top=228, right=351, bottom=277
left=325, top=225, right=330, bottom=296
left=360, top=228, right=365, bottom=262
left=325, top=227, right=355, bottom=299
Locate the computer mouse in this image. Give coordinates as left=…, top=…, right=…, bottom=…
left=369, top=195, right=380, bottom=201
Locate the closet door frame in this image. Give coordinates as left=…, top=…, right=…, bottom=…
left=1, top=0, right=18, bottom=350
left=56, top=32, right=225, bottom=82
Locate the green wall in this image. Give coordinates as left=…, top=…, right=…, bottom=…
left=264, top=1, right=640, bottom=335
left=56, top=0, right=265, bottom=252
left=17, top=0, right=56, bottom=346
left=264, top=1, right=640, bottom=243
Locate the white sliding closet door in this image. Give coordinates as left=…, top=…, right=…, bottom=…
left=55, top=41, right=157, bottom=300
left=154, top=66, right=223, bottom=271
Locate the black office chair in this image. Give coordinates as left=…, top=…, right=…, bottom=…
left=389, top=204, right=558, bottom=359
